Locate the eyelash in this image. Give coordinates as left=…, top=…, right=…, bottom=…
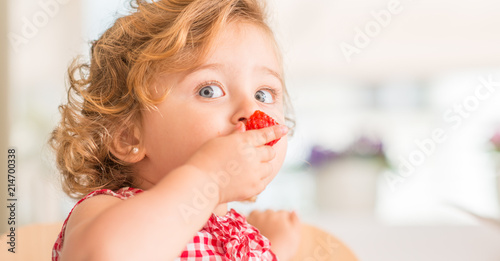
left=261, top=87, right=278, bottom=97
left=195, top=80, right=281, bottom=101
left=195, top=80, right=223, bottom=93
left=259, top=87, right=282, bottom=103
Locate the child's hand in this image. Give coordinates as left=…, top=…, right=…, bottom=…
left=247, top=209, right=301, bottom=261
left=185, top=122, right=288, bottom=204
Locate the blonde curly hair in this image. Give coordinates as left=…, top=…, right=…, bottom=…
left=50, top=0, right=295, bottom=199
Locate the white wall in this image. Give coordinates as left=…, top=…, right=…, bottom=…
left=7, top=0, right=83, bottom=226
left=0, top=0, right=9, bottom=235
left=269, top=0, right=500, bottom=81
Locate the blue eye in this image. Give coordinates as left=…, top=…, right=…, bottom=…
left=255, top=89, right=274, bottom=103
left=198, top=85, right=224, bottom=98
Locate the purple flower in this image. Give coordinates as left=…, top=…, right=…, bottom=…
left=347, top=136, right=384, bottom=157
left=307, top=145, right=340, bottom=167
left=305, top=136, right=388, bottom=169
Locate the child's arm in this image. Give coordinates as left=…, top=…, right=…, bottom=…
left=60, top=164, right=218, bottom=261
left=60, top=123, right=288, bottom=261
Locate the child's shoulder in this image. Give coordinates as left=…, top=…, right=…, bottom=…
left=65, top=187, right=144, bottom=235
left=65, top=193, right=121, bottom=236
left=55, top=187, right=144, bottom=257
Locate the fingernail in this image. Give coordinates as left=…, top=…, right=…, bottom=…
left=237, top=122, right=245, bottom=132
left=280, top=125, right=289, bottom=135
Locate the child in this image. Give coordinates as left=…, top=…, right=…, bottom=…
left=50, top=0, right=300, bottom=260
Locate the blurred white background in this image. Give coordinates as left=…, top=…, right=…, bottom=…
left=2, top=0, right=500, bottom=260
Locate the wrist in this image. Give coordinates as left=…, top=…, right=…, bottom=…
left=180, top=164, right=223, bottom=205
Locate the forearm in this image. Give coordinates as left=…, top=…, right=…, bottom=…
left=68, top=165, right=219, bottom=261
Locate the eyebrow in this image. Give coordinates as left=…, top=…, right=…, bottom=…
left=185, top=63, right=284, bottom=86
left=258, top=66, right=284, bottom=87
left=183, top=63, right=223, bottom=78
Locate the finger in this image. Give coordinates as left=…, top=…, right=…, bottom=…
left=234, top=121, right=246, bottom=133
left=260, top=162, right=274, bottom=180
left=248, top=210, right=261, bottom=219
left=290, top=210, right=300, bottom=222
left=248, top=125, right=288, bottom=146
left=246, top=195, right=258, bottom=202
left=233, top=121, right=246, bottom=133
left=277, top=210, right=288, bottom=215
left=256, top=146, right=276, bottom=162
left=247, top=210, right=264, bottom=223
left=264, top=209, right=274, bottom=215
left=259, top=162, right=274, bottom=181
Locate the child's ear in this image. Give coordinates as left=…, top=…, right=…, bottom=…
left=109, top=125, right=145, bottom=163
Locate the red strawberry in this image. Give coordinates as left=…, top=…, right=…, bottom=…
left=245, top=110, right=281, bottom=146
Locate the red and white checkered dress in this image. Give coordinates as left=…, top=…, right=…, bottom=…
left=52, top=187, right=278, bottom=260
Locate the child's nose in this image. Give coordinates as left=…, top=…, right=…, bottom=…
left=231, top=95, right=257, bottom=126
left=238, top=117, right=247, bottom=125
